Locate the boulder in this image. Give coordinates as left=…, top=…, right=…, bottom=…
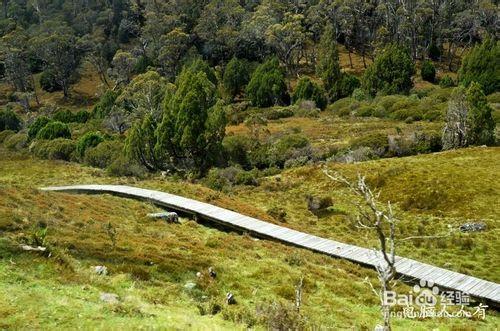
left=100, top=292, right=119, bottom=304
left=147, top=212, right=179, bottom=223
left=94, top=265, right=108, bottom=276
left=459, top=222, right=487, bottom=232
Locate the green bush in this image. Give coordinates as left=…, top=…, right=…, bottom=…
left=107, top=154, right=146, bottom=178
left=428, top=43, right=441, bottom=61
left=223, top=57, right=250, bottom=99
left=246, top=57, right=289, bottom=107
left=292, top=77, right=327, bottom=110
left=52, top=109, right=90, bottom=123
left=28, top=116, right=51, bottom=141
left=265, top=107, right=294, bottom=120
left=0, top=130, right=14, bottom=143
left=3, top=133, right=27, bottom=151
left=39, top=70, right=62, bottom=92
left=0, top=109, right=22, bottom=132
left=36, top=121, right=71, bottom=140
left=93, top=90, right=119, bottom=119
left=204, top=166, right=259, bottom=191
left=84, top=140, right=123, bottom=168
left=421, top=60, right=436, bottom=83
left=327, top=97, right=354, bottom=116
left=351, top=133, right=388, bottom=156
left=337, top=73, right=361, bottom=99
left=439, top=75, right=455, bottom=88
left=31, top=138, right=76, bottom=161
left=76, top=131, right=104, bottom=157
left=268, top=134, right=311, bottom=168
left=362, top=44, right=415, bottom=96
left=222, top=135, right=254, bottom=169
left=458, top=37, right=499, bottom=95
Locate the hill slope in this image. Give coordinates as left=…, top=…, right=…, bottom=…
left=0, top=147, right=499, bottom=329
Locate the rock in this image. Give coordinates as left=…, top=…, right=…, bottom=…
left=147, top=212, right=179, bottom=223
left=94, top=265, right=108, bottom=276
left=208, top=267, right=217, bottom=279
left=459, top=222, right=487, bottom=232
left=20, top=245, right=46, bottom=252
left=184, top=281, right=196, bottom=290
left=225, top=292, right=236, bottom=305
left=305, top=195, right=332, bottom=213
left=100, top=292, right=119, bottom=304
left=196, top=272, right=202, bottom=278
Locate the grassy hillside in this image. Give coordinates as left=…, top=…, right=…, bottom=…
left=0, top=147, right=499, bottom=329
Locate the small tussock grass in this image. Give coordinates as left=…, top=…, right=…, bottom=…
left=0, top=147, right=499, bottom=329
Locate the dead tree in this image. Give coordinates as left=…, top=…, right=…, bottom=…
left=325, top=171, right=396, bottom=331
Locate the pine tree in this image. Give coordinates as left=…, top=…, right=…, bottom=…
left=246, top=57, right=288, bottom=107
left=223, top=57, right=250, bottom=99
left=292, top=76, right=327, bottom=110
left=362, top=44, right=415, bottom=96
left=466, top=82, right=495, bottom=146
left=316, top=25, right=342, bottom=101
left=459, top=37, right=500, bottom=95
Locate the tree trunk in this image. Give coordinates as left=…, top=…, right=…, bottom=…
left=348, top=49, right=353, bottom=69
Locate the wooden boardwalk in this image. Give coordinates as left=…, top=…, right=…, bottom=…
left=41, top=184, right=500, bottom=306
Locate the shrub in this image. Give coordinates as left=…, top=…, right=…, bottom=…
left=270, top=134, right=310, bottom=166
left=439, top=75, right=455, bottom=88
left=328, top=97, right=354, bottom=116
left=52, top=109, right=89, bottom=123
left=204, top=166, right=259, bottom=191
left=0, top=130, right=14, bottom=143
left=246, top=57, right=289, bottom=107
left=292, top=77, right=327, bottom=110
left=93, top=90, right=119, bottom=119
left=351, top=133, right=388, bottom=156
left=421, top=60, right=436, bottom=83
left=0, top=109, right=22, bottom=132
left=337, top=73, right=361, bottom=99
left=265, top=107, right=294, bottom=120
left=52, top=109, right=74, bottom=123
left=293, top=100, right=320, bottom=118
left=40, top=70, right=62, bottom=92
left=84, top=140, right=123, bottom=168
left=267, top=207, right=287, bottom=222
left=107, top=154, right=147, bottom=178
left=428, top=43, right=441, bottom=61
left=76, top=131, right=104, bottom=157
left=352, top=88, right=368, bottom=101
left=28, top=116, right=51, bottom=141
left=331, top=146, right=378, bottom=163
left=362, top=44, right=415, bottom=96
left=31, top=138, right=76, bottom=161
left=222, top=135, right=254, bottom=169
left=3, top=133, right=27, bottom=151
left=74, top=110, right=90, bottom=123
left=223, top=57, right=250, bottom=99
left=36, top=121, right=71, bottom=140
left=458, top=37, right=499, bottom=95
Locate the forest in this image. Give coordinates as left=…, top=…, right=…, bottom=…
left=0, top=0, right=498, bottom=179
left=0, top=1, right=499, bottom=329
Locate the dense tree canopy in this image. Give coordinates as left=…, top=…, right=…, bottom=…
left=362, top=44, right=415, bottom=96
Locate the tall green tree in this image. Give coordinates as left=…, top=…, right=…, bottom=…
left=316, top=24, right=341, bottom=101
left=442, top=83, right=495, bottom=149
left=155, top=61, right=226, bottom=172
left=465, top=82, right=495, bottom=146
left=246, top=57, right=288, bottom=107
left=362, top=44, right=415, bottom=96
left=37, top=33, right=84, bottom=98
left=458, top=37, right=500, bottom=95
left=223, top=57, right=250, bottom=100
left=292, top=76, right=326, bottom=110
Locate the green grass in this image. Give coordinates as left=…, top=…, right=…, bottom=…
left=0, top=147, right=499, bottom=329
